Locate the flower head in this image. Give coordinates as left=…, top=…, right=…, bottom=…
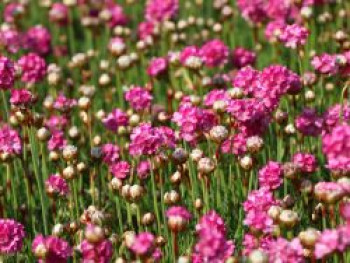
left=0, top=219, right=25, bottom=254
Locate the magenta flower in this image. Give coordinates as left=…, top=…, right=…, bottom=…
left=232, top=66, right=260, bottom=96
left=145, top=0, right=179, bottom=23
left=4, top=3, right=24, bottom=23
left=102, top=108, right=129, bottom=132
left=0, top=219, right=25, bottom=254
left=204, top=89, right=230, bottom=107
left=322, top=124, right=350, bottom=172
left=295, top=108, right=323, bottom=137
left=292, top=152, right=317, bottom=173
left=279, top=24, right=309, bottom=49
left=323, top=104, right=350, bottom=133
left=45, top=174, right=69, bottom=197
left=109, top=161, right=130, bottom=180
left=180, top=46, right=202, bottom=67
left=237, top=0, right=267, bottom=24
left=125, top=86, right=152, bottom=112
left=48, top=131, right=67, bottom=151
left=80, top=238, right=113, bottom=263
left=18, top=53, right=47, bottom=83
left=137, top=160, right=151, bottom=179
left=166, top=206, right=192, bottom=223
left=258, top=161, right=283, bottom=190
left=227, top=98, right=270, bottom=135
left=10, top=88, right=35, bottom=107
left=0, top=56, right=15, bottom=90
left=312, top=53, right=338, bottom=75
left=340, top=202, right=350, bottom=222
left=265, top=20, right=286, bottom=42
left=45, top=115, right=68, bottom=132
left=314, top=229, right=339, bottom=259
left=129, top=123, right=175, bottom=156
left=25, top=25, right=51, bottom=55
left=138, top=21, right=155, bottom=40
left=0, top=28, right=22, bottom=54
left=242, top=233, right=273, bottom=256
left=53, top=94, right=76, bottom=112
left=105, top=1, right=128, bottom=28
left=221, top=133, right=247, bottom=156
left=200, top=39, right=229, bottom=68
left=130, top=232, right=155, bottom=256
left=101, top=143, right=120, bottom=165
left=243, top=188, right=277, bottom=233
left=268, top=237, right=304, bottom=263
left=232, top=47, right=256, bottom=68
left=0, top=125, right=22, bottom=157
left=193, top=211, right=235, bottom=262
left=49, top=3, right=69, bottom=25
left=32, top=235, right=72, bottom=263
left=172, top=104, right=217, bottom=144
left=147, top=57, right=168, bottom=77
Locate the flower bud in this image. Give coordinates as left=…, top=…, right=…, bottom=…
left=299, top=228, right=319, bottom=248
left=248, top=249, right=269, bottom=263
left=209, top=125, right=228, bottom=143
left=198, top=157, right=216, bottom=175
left=279, top=210, right=299, bottom=228
left=239, top=155, right=253, bottom=170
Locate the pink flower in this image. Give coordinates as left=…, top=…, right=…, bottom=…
left=0, top=56, right=15, bottom=90
left=166, top=206, right=192, bottom=220
left=45, top=174, right=69, bottom=197
left=102, top=108, right=129, bottom=132
left=295, top=108, right=323, bottom=137
left=242, top=233, right=273, bottom=256
left=4, top=3, right=24, bottom=23
left=125, top=86, right=152, bottom=112
left=145, top=0, right=179, bottom=22
left=18, top=53, right=47, bottom=83
left=204, top=89, right=230, bottom=107
left=200, top=39, right=229, bottom=68
left=323, top=104, right=350, bottom=133
left=105, top=1, right=128, bottom=28
left=258, top=161, right=283, bottom=190
left=130, top=232, right=155, bottom=256
left=193, top=211, right=234, bottom=262
left=232, top=66, right=260, bottom=96
left=268, top=238, right=304, bottom=263
left=314, top=229, right=339, bottom=259
left=180, top=46, right=201, bottom=66
left=108, top=37, right=126, bottom=56
left=45, top=115, right=68, bottom=132
left=221, top=133, right=247, bottom=156
left=48, top=131, right=67, bottom=151
left=314, top=182, right=346, bottom=203
left=110, top=161, right=130, bottom=180
left=312, top=53, right=338, bottom=75
left=279, top=24, right=309, bottom=49
left=25, top=25, right=51, bottom=55
left=172, top=104, right=217, bottom=144
left=292, top=152, right=317, bottom=173
left=265, top=20, right=286, bottom=42
left=10, top=88, right=35, bottom=106
left=258, top=65, right=302, bottom=97
left=0, top=219, right=25, bottom=254
left=49, top=3, right=69, bottom=25
left=322, top=124, right=350, bottom=172
left=0, top=125, right=22, bottom=156
left=232, top=47, right=256, bottom=68
left=53, top=94, right=76, bottom=112
left=80, top=239, right=113, bottom=263
left=129, top=124, right=174, bottom=156
left=32, top=235, right=72, bottom=263
left=227, top=98, right=271, bottom=135
left=101, top=144, right=120, bottom=165
left=138, top=21, right=155, bottom=40
left=243, top=188, right=277, bottom=233
left=0, top=28, right=22, bottom=54
left=147, top=57, right=168, bottom=77
left=137, top=160, right=151, bottom=179
left=237, top=0, right=267, bottom=24
left=340, top=202, right=350, bottom=222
